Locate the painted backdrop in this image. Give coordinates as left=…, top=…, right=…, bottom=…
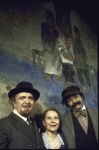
left=0, top=2, right=98, bottom=119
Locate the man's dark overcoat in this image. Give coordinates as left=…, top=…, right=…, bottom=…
left=0, top=112, right=44, bottom=149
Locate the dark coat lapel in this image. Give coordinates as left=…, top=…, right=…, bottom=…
left=32, top=120, right=44, bottom=149
left=10, top=112, right=37, bottom=144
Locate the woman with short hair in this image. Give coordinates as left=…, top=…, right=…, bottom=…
left=40, top=108, right=67, bottom=149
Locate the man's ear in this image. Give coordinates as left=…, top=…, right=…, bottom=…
left=81, top=95, right=83, bottom=100
left=12, top=101, right=16, bottom=108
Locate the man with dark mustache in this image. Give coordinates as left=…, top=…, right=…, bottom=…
left=61, top=85, right=98, bottom=149
left=0, top=81, right=44, bottom=149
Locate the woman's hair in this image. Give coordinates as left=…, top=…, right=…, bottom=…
left=40, top=108, right=62, bottom=133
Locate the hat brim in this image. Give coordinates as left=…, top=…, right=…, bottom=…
left=8, top=87, right=40, bottom=101
left=62, top=91, right=81, bottom=102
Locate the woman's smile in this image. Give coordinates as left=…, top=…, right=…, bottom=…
left=50, top=125, right=56, bottom=127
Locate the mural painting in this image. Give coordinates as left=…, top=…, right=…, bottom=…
left=33, top=10, right=76, bottom=86
left=73, top=26, right=93, bottom=92
left=41, top=10, right=62, bottom=81
left=56, top=14, right=76, bottom=87
left=33, top=10, right=95, bottom=92
left=0, top=2, right=98, bottom=119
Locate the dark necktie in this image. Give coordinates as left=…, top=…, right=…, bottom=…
left=27, top=117, right=34, bottom=131
left=74, top=109, right=87, bottom=118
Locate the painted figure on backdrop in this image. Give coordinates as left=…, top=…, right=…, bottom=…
left=0, top=81, right=44, bottom=149
left=61, top=85, right=98, bottom=149
left=55, top=15, right=76, bottom=87
left=73, top=26, right=93, bottom=92
left=41, top=10, right=62, bottom=81
left=40, top=108, right=67, bottom=149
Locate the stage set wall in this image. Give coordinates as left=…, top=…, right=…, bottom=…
left=0, top=2, right=98, bottom=119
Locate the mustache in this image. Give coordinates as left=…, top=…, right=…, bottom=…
left=22, top=104, right=31, bottom=108
left=72, top=101, right=81, bottom=108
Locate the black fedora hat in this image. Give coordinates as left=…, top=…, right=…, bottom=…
left=8, top=81, right=40, bottom=101
left=62, top=85, right=81, bottom=102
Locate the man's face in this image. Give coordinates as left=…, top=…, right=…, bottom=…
left=12, top=92, right=35, bottom=118
left=67, top=94, right=84, bottom=112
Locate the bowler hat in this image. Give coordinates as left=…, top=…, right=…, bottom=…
left=8, top=81, right=40, bottom=101
left=62, top=85, right=81, bottom=102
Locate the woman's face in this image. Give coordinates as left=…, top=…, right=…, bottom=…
left=43, top=110, right=60, bottom=132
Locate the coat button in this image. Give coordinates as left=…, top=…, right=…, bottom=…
left=30, top=144, right=33, bottom=148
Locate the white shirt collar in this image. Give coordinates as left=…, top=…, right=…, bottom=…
left=73, top=104, right=86, bottom=113
left=13, top=109, right=27, bottom=122
left=81, top=104, right=86, bottom=111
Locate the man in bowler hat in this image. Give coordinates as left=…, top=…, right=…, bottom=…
left=61, top=85, right=98, bottom=149
left=0, top=81, right=44, bottom=149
